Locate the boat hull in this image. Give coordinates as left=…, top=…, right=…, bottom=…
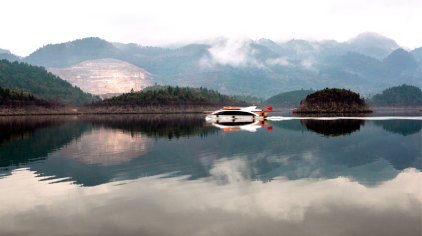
left=205, top=115, right=265, bottom=122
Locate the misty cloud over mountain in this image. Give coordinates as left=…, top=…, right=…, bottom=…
left=1, top=33, right=421, bottom=97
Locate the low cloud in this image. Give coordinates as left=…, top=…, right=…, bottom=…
left=209, top=158, right=251, bottom=184
left=201, top=38, right=262, bottom=68
left=200, top=38, right=319, bottom=72
left=265, top=57, right=292, bottom=66
left=300, top=57, right=317, bottom=71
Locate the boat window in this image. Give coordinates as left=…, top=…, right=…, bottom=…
left=215, top=111, right=255, bottom=116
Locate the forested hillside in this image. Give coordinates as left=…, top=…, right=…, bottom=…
left=264, top=89, right=314, bottom=107
left=98, top=86, right=247, bottom=106
left=0, top=86, right=35, bottom=101
left=370, top=84, right=422, bottom=105
left=0, top=60, right=98, bottom=104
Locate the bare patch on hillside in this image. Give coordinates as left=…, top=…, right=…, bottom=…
left=49, top=58, right=152, bottom=95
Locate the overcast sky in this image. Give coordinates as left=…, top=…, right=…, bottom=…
left=1, top=0, right=421, bottom=56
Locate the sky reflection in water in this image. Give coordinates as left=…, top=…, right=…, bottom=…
left=0, top=115, right=420, bottom=236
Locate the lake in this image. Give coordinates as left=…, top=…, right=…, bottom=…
left=0, top=114, right=421, bottom=236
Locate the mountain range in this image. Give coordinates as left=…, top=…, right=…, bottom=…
left=1, top=32, right=421, bottom=98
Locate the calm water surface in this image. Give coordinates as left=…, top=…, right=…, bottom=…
left=0, top=114, right=421, bottom=236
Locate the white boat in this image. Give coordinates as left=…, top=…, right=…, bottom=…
left=205, top=106, right=269, bottom=122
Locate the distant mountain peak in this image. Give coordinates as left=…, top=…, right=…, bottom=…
left=0, top=48, right=21, bottom=62
left=388, top=48, right=410, bottom=55
left=0, top=48, right=11, bottom=54
left=286, top=39, right=313, bottom=45
left=347, top=32, right=399, bottom=59
left=25, top=37, right=117, bottom=67
left=49, top=37, right=113, bottom=49
left=348, top=32, right=399, bottom=49
left=352, top=32, right=386, bottom=39
left=411, top=47, right=422, bottom=63
left=256, top=38, right=277, bottom=44
left=384, top=48, right=415, bottom=62
left=383, top=48, right=419, bottom=75
left=69, top=37, right=111, bottom=45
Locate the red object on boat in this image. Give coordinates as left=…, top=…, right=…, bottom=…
left=266, top=106, right=273, bottom=111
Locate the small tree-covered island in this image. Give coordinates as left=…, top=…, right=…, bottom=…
left=293, top=88, right=372, bottom=113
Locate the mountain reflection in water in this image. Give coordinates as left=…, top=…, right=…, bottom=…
left=374, top=119, right=422, bottom=136
left=53, top=128, right=150, bottom=165
left=0, top=115, right=420, bottom=186
left=0, top=115, right=421, bottom=236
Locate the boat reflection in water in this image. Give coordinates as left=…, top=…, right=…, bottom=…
left=207, top=119, right=272, bottom=132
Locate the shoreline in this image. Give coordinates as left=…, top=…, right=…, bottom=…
left=0, top=104, right=223, bottom=116
left=0, top=105, right=421, bottom=116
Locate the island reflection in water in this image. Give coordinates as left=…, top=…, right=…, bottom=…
left=0, top=115, right=421, bottom=236
left=300, top=119, right=365, bottom=136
